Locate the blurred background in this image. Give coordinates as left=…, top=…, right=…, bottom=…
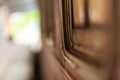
left=0, top=0, right=41, bottom=80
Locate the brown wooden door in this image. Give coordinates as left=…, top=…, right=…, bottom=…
left=39, top=0, right=118, bottom=80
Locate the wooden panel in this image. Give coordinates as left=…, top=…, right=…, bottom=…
left=73, top=0, right=114, bottom=27
left=72, top=0, right=114, bottom=63
left=73, top=29, right=114, bottom=63
left=73, top=0, right=85, bottom=26
left=89, top=0, right=113, bottom=26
